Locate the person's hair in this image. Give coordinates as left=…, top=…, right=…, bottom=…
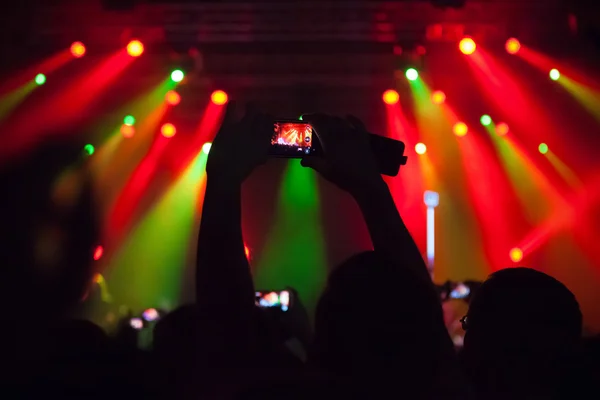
left=0, top=139, right=98, bottom=319
left=466, top=267, right=582, bottom=344
left=311, top=251, right=452, bottom=394
left=462, top=267, right=583, bottom=396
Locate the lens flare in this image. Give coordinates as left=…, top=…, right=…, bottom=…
left=382, top=89, right=399, bottom=105
left=84, top=144, right=95, bottom=156
left=549, top=69, right=560, bottom=81
left=538, top=143, right=549, bottom=154
left=211, top=90, right=228, bottom=105
left=415, top=143, right=427, bottom=155
left=496, top=122, right=509, bottom=135
left=35, top=73, right=46, bottom=85
left=124, top=115, right=136, bottom=126
left=70, top=41, right=86, bottom=58
left=480, top=115, right=492, bottom=126
left=405, top=68, right=419, bottom=81
left=509, top=248, right=523, bottom=263
left=505, top=38, right=521, bottom=55
left=165, top=90, right=181, bottom=106
left=459, top=38, right=476, bottom=55
left=453, top=122, right=468, bottom=136
left=431, top=90, right=446, bottom=105
left=93, top=245, right=104, bottom=261
left=120, top=124, right=135, bottom=138
left=161, top=123, right=177, bottom=138
left=127, top=40, right=144, bottom=57
left=171, top=70, right=185, bottom=83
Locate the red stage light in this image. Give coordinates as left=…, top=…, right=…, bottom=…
left=161, top=123, right=176, bottom=138
left=509, top=247, right=523, bottom=263
left=453, top=122, right=468, bottom=136
left=496, top=122, right=509, bottom=135
left=70, top=41, right=86, bottom=58
left=459, top=38, right=476, bottom=55
left=127, top=40, right=144, bottom=57
left=165, top=90, right=181, bottom=106
left=120, top=124, right=135, bottom=138
left=431, top=90, right=446, bottom=105
left=415, top=143, right=427, bottom=155
left=211, top=90, right=228, bottom=105
left=382, top=89, right=399, bottom=105
left=505, top=38, right=521, bottom=55
left=93, top=245, right=104, bottom=261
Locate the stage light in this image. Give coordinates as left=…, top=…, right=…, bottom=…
left=127, top=40, right=144, bottom=57
left=211, top=90, right=228, bottom=105
left=93, top=245, right=104, bottom=261
left=549, top=69, right=560, bottom=81
left=538, top=143, right=549, bottom=154
left=123, top=115, right=135, bottom=126
left=120, top=124, right=135, bottom=138
left=459, top=38, right=476, bottom=55
left=70, top=41, right=86, bottom=58
left=406, top=68, right=419, bottom=81
left=505, top=38, right=521, bottom=55
left=480, top=115, right=492, bottom=126
left=35, top=73, right=46, bottom=85
left=382, top=89, right=399, bottom=105
left=202, top=142, right=212, bottom=154
left=431, top=90, right=446, bottom=105
left=496, top=122, right=509, bottom=135
left=161, top=123, right=176, bottom=138
left=453, top=122, right=468, bottom=136
left=165, top=90, right=181, bottom=106
left=509, top=247, right=523, bottom=263
left=84, top=144, right=95, bottom=156
left=415, top=143, right=427, bottom=155
left=244, top=244, right=251, bottom=259
left=171, top=69, right=184, bottom=83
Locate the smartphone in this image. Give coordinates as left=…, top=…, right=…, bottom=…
left=255, top=290, right=291, bottom=312
left=269, top=121, right=316, bottom=158
left=269, top=119, right=407, bottom=177
left=449, top=283, right=471, bottom=300
left=129, top=317, right=144, bottom=330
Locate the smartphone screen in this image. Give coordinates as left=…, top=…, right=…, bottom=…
left=269, top=121, right=315, bottom=157
left=255, top=290, right=290, bottom=311
left=449, top=283, right=471, bottom=299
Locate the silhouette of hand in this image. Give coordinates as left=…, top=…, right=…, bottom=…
left=205, top=102, right=272, bottom=184
left=300, top=114, right=381, bottom=194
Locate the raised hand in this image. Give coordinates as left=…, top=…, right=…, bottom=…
left=205, top=103, right=273, bottom=184
left=300, top=114, right=382, bottom=194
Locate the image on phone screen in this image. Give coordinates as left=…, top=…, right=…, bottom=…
left=450, top=283, right=470, bottom=299
left=255, top=290, right=290, bottom=312
left=270, top=122, right=314, bottom=157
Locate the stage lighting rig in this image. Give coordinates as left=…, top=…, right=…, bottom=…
left=431, top=0, right=467, bottom=9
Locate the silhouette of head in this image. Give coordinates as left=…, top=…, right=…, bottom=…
left=461, top=267, right=582, bottom=395
left=311, top=251, right=451, bottom=393
left=0, top=139, right=98, bottom=320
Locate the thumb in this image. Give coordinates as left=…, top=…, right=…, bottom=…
left=301, top=156, right=329, bottom=174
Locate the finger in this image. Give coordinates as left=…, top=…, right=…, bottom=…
left=222, top=101, right=238, bottom=126
left=300, top=156, right=329, bottom=175
left=241, top=102, right=259, bottom=123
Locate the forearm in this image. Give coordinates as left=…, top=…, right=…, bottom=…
left=196, top=177, right=255, bottom=312
left=352, top=178, right=432, bottom=284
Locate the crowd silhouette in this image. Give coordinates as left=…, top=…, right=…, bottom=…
left=0, top=103, right=598, bottom=399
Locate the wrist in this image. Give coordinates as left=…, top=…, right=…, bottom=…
left=349, top=176, right=389, bottom=203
